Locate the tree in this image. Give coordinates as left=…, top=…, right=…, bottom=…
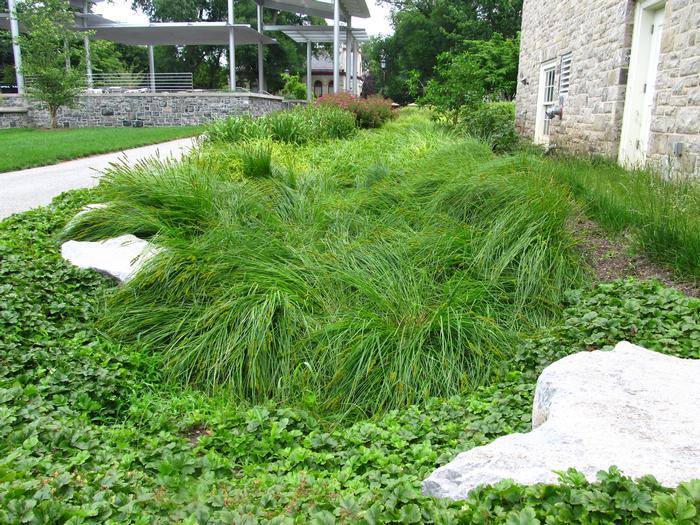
left=364, top=0, right=523, bottom=103
left=422, top=33, right=520, bottom=115
left=16, top=0, right=85, bottom=128
left=280, top=72, right=306, bottom=99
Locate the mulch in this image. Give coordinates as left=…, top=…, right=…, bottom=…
left=571, top=216, right=700, bottom=298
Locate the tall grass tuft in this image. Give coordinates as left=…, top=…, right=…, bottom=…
left=67, top=111, right=584, bottom=417
left=204, top=105, right=357, bottom=146
left=549, top=157, right=700, bottom=278
left=238, top=140, right=273, bottom=178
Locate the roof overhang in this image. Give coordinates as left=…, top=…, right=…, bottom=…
left=261, top=0, right=369, bottom=19
left=86, top=22, right=277, bottom=46
left=265, top=24, right=369, bottom=43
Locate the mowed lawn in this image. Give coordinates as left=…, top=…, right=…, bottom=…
left=0, top=126, right=201, bottom=172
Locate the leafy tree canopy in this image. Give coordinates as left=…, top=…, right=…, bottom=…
left=422, top=33, right=519, bottom=114
left=364, top=0, right=522, bottom=103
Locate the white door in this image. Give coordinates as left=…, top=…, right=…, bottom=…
left=619, top=2, right=665, bottom=168
left=535, top=61, right=557, bottom=145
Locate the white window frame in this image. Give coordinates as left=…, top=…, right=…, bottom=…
left=535, top=60, right=557, bottom=145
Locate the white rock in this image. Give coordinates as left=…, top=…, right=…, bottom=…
left=61, top=234, right=159, bottom=283
left=422, top=341, right=700, bottom=500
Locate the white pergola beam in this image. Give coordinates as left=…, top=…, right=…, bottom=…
left=7, top=0, right=24, bottom=94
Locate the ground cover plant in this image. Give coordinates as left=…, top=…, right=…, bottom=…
left=2, top=188, right=700, bottom=523
left=0, top=126, right=202, bottom=173
left=65, top=111, right=585, bottom=416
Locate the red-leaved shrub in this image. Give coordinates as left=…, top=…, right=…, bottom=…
left=315, top=93, right=396, bottom=128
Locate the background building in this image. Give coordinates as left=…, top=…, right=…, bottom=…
left=515, top=0, right=700, bottom=176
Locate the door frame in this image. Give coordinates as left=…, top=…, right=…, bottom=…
left=619, top=0, right=666, bottom=168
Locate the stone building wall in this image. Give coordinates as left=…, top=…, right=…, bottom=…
left=516, top=0, right=700, bottom=176
left=0, top=92, right=289, bottom=129
left=647, top=1, right=700, bottom=176
left=515, top=0, right=634, bottom=158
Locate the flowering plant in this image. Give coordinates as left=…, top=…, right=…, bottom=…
left=315, top=93, right=396, bottom=128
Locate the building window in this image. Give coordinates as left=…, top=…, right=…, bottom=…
left=559, top=52, right=572, bottom=97
left=328, top=80, right=334, bottom=93
left=542, top=65, right=557, bottom=136
left=314, top=80, right=323, bottom=97
left=535, top=61, right=557, bottom=144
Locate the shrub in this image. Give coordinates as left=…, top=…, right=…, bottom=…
left=316, top=92, right=396, bottom=128
left=422, top=33, right=519, bottom=115
left=455, top=101, right=520, bottom=153
left=280, top=72, right=307, bottom=100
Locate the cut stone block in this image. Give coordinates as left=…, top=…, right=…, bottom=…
left=422, top=341, right=700, bottom=500
left=61, top=234, right=158, bottom=283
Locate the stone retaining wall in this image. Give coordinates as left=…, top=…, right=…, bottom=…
left=0, top=92, right=290, bottom=129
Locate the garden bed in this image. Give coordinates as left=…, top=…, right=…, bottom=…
left=1, top=110, right=699, bottom=523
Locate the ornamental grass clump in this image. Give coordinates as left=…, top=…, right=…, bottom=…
left=67, top=112, right=583, bottom=416
left=204, top=105, right=357, bottom=146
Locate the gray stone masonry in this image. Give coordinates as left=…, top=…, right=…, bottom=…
left=0, top=92, right=290, bottom=129
left=516, top=0, right=700, bottom=177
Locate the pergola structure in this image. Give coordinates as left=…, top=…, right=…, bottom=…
left=2, top=0, right=371, bottom=97
left=267, top=25, right=369, bottom=100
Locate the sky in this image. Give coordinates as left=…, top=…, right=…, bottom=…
left=93, top=0, right=395, bottom=37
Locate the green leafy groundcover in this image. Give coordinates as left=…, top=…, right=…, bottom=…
left=2, top=193, right=700, bottom=523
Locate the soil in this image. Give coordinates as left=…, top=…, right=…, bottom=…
left=184, top=425, right=212, bottom=447
left=572, top=216, right=700, bottom=298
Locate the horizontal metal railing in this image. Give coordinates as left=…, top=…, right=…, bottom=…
left=89, top=72, right=194, bottom=92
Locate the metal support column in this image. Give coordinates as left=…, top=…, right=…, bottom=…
left=7, top=0, right=24, bottom=94
left=332, top=0, right=340, bottom=93
left=256, top=1, right=264, bottom=93
left=227, top=0, right=236, bottom=92
left=345, top=18, right=351, bottom=92
left=306, top=40, right=312, bottom=102
left=83, top=0, right=93, bottom=88
left=351, top=38, right=357, bottom=95
left=148, top=46, right=156, bottom=92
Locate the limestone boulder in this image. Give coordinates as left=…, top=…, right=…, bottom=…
left=422, top=341, right=700, bottom=500
left=61, top=234, right=159, bottom=283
